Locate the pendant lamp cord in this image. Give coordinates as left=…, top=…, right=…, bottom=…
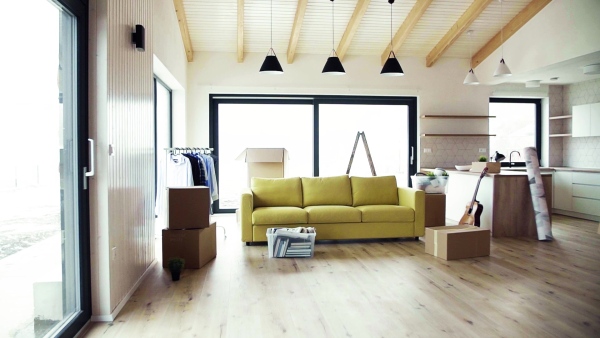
left=270, top=0, right=273, bottom=50
left=331, top=0, right=335, bottom=55
left=500, top=0, right=504, bottom=58
left=468, top=31, right=472, bottom=68
left=390, top=1, right=393, bottom=50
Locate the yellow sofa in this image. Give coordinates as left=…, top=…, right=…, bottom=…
left=240, top=175, right=425, bottom=244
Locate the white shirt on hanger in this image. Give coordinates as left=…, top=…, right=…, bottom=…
left=155, top=153, right=194, bottom=218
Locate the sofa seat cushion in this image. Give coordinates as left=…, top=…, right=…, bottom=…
left=304, top=206, right=361, bottom=224
left=356, top=205, right=414, bottom=223
left=251, top=177, right=303, bottom=208
left=351, top=176, right=399, bottom=206
left=252, top=207, right=307, bottom=225
left=302, top=175, right=352, bottom=206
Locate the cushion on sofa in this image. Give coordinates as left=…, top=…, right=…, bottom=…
left=351, top=176, right=399, bottom=206
left=304, top=206, right=361, bottom=223
left=251, top=177, right=303, bottom=208
left=356, top=205, right=414, bottom=222
left=302, top=175, right=352, bottom=207
left=252, top=207, right=308, bottom=225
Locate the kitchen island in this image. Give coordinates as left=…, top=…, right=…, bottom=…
left=445, top=169, right=553, bottom=238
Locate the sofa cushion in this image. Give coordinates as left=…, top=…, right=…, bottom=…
left=356, top=205, right=414, bottom=222
left=251, top=177, right=303, bottom=208
left=252, top=207, right=308, bottom=225
left=302, top=175, right=352, bottom=207
left=351, top=176, right=399, bottom=206
left=304, top=206, right=361, bottom=223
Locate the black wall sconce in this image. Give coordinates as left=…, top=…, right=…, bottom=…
left=132, top=24, right=145, bottom=52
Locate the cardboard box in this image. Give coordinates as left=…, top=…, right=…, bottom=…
left=425, top=194, right=446, bottom=227
left=167, top=186, right=210, bottom=230
left=236, top=148, right=289, bottom=186
left=470, top=161, right=501, bottom=173
left=425, top=225, right=490, bottom=260
left=162, top=222, right=216, bottom=269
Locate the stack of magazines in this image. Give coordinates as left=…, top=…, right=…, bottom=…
left=267, top=227, right=316, bottom=258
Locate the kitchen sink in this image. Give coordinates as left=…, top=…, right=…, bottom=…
left=500, top=161, right=526, bottom=168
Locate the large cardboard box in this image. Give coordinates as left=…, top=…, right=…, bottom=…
left=167, top=186, right=210, bottom=230
left=236, top=148, right=289, bottom=186
left=162, top=222, right=217, bottom=269
left=425, top=194, right=446, bottom=227
left=425, top=225, right=490, bottom=260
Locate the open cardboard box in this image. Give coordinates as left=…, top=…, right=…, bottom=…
left=236, top=148, right=289, bottom=186
left=425, top=225, right=490, bottom=260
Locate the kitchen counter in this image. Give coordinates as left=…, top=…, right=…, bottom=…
left=424, top=167, right=600, bottom=173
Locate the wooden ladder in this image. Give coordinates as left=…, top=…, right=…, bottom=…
left=346, top=131, right=376, bottom=176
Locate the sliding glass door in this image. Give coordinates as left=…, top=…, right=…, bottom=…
left=0, top=0, right=90, bottom=336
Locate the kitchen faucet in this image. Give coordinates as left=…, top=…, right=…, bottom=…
left=509, top=151, right=521, bottom=166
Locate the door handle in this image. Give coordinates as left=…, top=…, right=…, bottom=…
left=83, top=138, right=94, bottom=190
left=410, top=146, right=414, bottom=165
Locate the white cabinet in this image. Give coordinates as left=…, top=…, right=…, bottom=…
left=553, top=171, right=572, bottom=210
left=572, top=103, right=600, bottom=137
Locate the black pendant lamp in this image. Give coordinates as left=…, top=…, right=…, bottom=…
left=260, top=0, right=283, bottom=74
left=322, top=0, right=345, bottom=75
left=381, top=0, right=404, bottom=76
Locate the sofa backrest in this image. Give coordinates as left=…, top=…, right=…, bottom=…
left=302, top=175, right=352, bottom=207
left=350, top=175, right=399, bottom=206
left=251, top=177, right=303, bottom=208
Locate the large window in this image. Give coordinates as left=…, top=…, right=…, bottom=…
left=210, top=95, right=418, bottom=213
left=154, top=78, right=172, bottom=234
left=489, top=98, right=542, bottom=163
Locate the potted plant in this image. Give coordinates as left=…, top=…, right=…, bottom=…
left=168, top=257, right=185, bottom=281
left=472, top=155, right=500, bottom=173
left=478, top=155, right=488, bottom=162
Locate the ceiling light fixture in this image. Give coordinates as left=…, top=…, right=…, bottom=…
left=322, top=0, right=345, bottom=75
left=381, top=0, right=404, bottom=76
left=583, top=63, right=600, bottom=75
left=463, top=30, right=479, bottom=85
left=493, top=0, right=512, bottom=77
left=259, top=0, right=283, bottom=74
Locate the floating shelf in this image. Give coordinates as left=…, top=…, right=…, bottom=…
left=421, top=115, right=495, bottom=119
left=549, top=115, right=572, bottom=120
left=421, top=134, right=496, bottom=137
left=549, top=133, right=572, bottom=137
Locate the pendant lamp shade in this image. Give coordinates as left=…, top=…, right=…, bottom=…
left=259, top=0, right=283, bottom=74
left=323, top=0, right=345, bottom=75
left=260, top=49, right=283, bottom=74
left=493, top=58, right=512, bottom=77
left=381, top=51, right=404, bottom=76
left=463, top=68, right=479, bottom=85
left=322, top=55, right=346, bottom=74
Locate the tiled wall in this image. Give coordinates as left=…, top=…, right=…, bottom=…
left=548, top=85, right=564, bottom=166
left=562, top=78, right=600, bottom=168
left=420, top=136, right=489, bottom=169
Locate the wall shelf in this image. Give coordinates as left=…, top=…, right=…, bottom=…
left=549, top=133, right=572, bottom=137
left=549, top=115, right=572, bottom=120
left=421, top=115, right=495, bottom=119
left=421, top=134, right=496, bottom=137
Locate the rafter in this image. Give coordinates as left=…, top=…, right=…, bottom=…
left=472, top=0, right=551, bottom=68
left=425, top=0, right=493, bottom=67
left=337, top=0, right=371, bottom=61
left=287, top=0, right=309, bottom=64
left=380, top=0, right=433, bottom=65
left=173, top=0, right=193, bottom=62
left=237, top=0, right=244, bottom=62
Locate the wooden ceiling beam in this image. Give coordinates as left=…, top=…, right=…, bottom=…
left=425, top=0, right=494, bottom=67
left=337, top=0, right=371, bottom=61
left=173, top=0, right=193, bottom=62
left=287, top=0, right=309, bottom=64
left=380, top=0, right=433, bottom=65
left=472, top=0, right=551, bottom=68
left=237, top=0, right=244, bottom=62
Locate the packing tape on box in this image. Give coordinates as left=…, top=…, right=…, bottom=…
left=434, top=230, right=439, bottom=256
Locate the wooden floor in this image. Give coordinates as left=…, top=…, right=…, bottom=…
left=83, top=215, right=600, bottom=338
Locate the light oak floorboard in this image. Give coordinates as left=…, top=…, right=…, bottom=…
left=83, top=215, right=600, bottom=337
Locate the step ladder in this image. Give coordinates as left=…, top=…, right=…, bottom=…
left=346, top=131, right=376, bottom=176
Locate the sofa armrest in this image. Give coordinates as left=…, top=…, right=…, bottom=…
left=240, top=188, right=254, bottom=242
left=398, top=187, right=425, bottom=237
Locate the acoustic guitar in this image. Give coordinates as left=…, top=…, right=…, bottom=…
left=459, top=167, right=488, bottom=227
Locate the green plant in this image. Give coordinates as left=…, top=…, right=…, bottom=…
left=425, top=171, right=436, bottom=177
left=478, top=155, right=488, bottom=162
left=168, top=257, right=185, bottom=271
left=441, top=171, right=449, bottom=176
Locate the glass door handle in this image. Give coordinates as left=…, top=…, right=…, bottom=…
left=83, top=138, right=94, bottom=190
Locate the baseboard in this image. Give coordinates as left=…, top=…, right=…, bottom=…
left=553, top=209, right=600, bottom=222
left=91, top=259, right=158, bottom=322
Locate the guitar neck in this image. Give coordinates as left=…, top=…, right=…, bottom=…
left=468, top=168, right=488, bottom=211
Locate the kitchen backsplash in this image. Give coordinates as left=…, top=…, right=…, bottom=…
left=549, top=85, right=564, bottom=167
left=562, top=78, right=600, bottom=168
left=420, top=136, right=488, bottom=169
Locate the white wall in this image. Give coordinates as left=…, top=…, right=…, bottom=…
left=185, top=52, right=493, bottom=167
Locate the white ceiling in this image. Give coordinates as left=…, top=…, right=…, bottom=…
left=180, top=0, right=600, bottom=85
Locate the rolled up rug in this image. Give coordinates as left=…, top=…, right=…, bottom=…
left=523, top=147, right=553, bottom=241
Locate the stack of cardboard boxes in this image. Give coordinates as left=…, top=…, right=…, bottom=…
left=162, top=186, right=217, bottom=269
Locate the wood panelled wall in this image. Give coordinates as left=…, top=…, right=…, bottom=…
left=90, top=0, right=154, bottom=319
